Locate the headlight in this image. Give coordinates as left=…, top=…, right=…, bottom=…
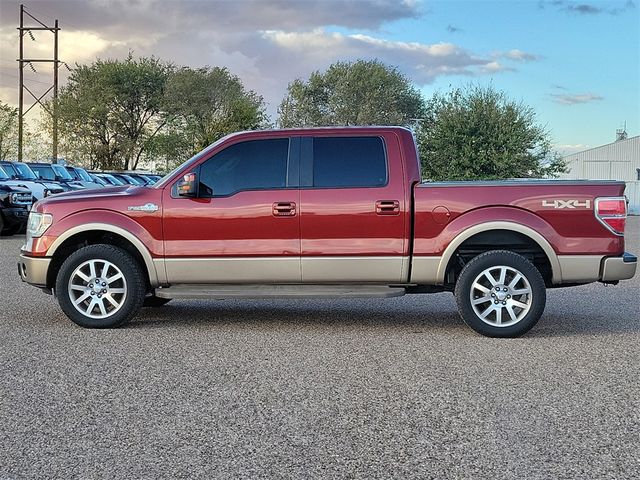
left=44, top=189, right=51, bottom=197
left=26, top=212, right=53, bottom=238
left=10, top=193, right=18, bottom=203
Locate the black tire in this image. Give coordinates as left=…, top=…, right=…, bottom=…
left=454, top=250, right=546, bottom=338
left=143, top=295, right=172, bottom=307
left=55, top=244, right=147, bottom=328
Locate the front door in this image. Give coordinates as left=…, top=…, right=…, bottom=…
left=162, top=136, right=301, bottom=283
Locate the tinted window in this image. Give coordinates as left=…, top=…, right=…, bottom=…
left=30, top=165, right=55, bottom=181
left=15, top=163, right=38, bottom=180
left=199, top=138, right=289, bottom=197
left=51, top=164, right=73, bottom=180
left=313, top=136, right=387, bottom=188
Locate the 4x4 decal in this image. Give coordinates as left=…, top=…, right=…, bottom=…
left=542, top=199, right=591, bottom=209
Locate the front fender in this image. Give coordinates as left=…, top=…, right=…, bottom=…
left=28, top=210, right=165, bottom=286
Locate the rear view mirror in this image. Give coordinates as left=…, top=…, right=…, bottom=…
left=177, top=172, right=197, bottom=197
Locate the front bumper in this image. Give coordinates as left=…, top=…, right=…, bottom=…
left=601, top=252, right=637, bottom=282
left=1, top=207, right=30, bottom=229
left=18, top=254, right=51, bottom=287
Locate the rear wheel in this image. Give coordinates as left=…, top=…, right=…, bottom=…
left=55, top=244, right=146, bottom=328
left=454, top=250, right=546, bottom=337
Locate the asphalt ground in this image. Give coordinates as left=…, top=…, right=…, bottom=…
left=0, top=218, right=639, bottom=479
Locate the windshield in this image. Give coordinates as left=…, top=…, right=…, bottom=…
left=75, top=167, right=93, bottom=182
left=121, top=174, right=144, bottom=185
left=14, top=163, right=38, bottom=180
left=1, top=163, right=18, bottom=178
left=51, top=164, right=74, bottom=180
left=104, top=174, right=125, bottom=185
left=0, top=166, right=9, bottom=180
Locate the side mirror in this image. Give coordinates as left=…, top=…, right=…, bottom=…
left=177, top=172, right=198, bottom=197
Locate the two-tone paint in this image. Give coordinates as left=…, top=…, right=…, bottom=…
left=19, top=127, right=636, bottom=291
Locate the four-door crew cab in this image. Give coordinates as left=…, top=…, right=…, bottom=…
left=18, top=127, right=637, bottom=337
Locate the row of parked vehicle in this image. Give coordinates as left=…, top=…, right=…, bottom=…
left=0, top=160, right=162, bottom=236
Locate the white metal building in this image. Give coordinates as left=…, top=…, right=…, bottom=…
left=560, top=134, right=640, bottom=214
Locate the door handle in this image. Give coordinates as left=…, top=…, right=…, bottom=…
left=273, top=202, right=296, bottom=217
left=375, top=200, right=400, bottom=215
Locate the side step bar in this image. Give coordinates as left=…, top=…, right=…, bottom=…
left=154, top=284, right=407, bottom=300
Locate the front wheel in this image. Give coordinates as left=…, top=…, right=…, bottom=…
left=55, top=244, right=147, bottom=328
left=454, top=250, right=546, bottom=338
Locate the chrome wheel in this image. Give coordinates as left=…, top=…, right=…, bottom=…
left=67, top=259, right=127, bottom=319
left=469, top=265, right=532, bottom=327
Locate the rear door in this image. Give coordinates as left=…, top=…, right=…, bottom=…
left=161, top=136, right=301, bottom=283
left=299, top=133, right=408, bottom=283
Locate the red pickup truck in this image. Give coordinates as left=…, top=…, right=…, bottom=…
left=18, top=127, right=637, bottom=337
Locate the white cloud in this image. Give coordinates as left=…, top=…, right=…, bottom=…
left=261, top=29, right=499, bottom=84
left=550, top=92, right=604, bottom=105
left=502, top=49, right=543, bottom=61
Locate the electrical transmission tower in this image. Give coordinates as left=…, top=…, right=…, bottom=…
left=17, top=3, right=61, bottom=161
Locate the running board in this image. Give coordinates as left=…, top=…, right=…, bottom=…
left=154, top=284, right=406, bottom=300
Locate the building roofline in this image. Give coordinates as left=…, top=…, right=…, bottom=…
left=563, top=134, right=640, bottom=158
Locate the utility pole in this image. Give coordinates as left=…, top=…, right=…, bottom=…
left=17, top=4, right=61, bottom=162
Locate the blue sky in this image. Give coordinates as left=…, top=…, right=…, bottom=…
left=341, top=0, right=639, bottom=152
left=0, top=0, right=638, bottom=154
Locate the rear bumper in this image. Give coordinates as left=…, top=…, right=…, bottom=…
left=18, top=254, right=51, bottom=287
left=601, top=252, right=637, bottom=282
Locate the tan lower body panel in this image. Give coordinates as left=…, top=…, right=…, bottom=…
left=409, top=256, right=442, bottom=284
left=557, top=255, right=604, bottom=283
left=301, top=256, right=409, bottom=283
left=164, top=257, right=302, bottom=283
left=163, top=256, right=409, bottom=284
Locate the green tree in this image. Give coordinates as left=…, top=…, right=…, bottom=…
left=0, top=101, right=18, bottom=160
left=417, top=85, right=566, bottom=180
left=278, top=60, right=425, bottom=127
left=164, top=67, right=267, bottom=152
left=54, top=54, right=171, bottom=170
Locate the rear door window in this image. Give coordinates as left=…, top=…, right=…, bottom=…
left=312, top=136, right=387, bottom=188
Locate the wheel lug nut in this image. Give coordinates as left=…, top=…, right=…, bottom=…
left=494, top=300, right=499, bottom=304
left=503, top=288, right=508, bottom=292
left=97, top=294, right=102, bottom=298
left=88, top=284, right=93, bottom=288
left=102, top=282, right=107, bottom=287
left=90, top=291, right=95, bottom=295
left=502, top=301, right=507, bottom=305
left=507, top=295, right=511, bottom=299
left=495, top=287, right=500, bottom=291
left=102, top=289, right=107, bottom=294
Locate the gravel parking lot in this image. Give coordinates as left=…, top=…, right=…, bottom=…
left=1, top=219, right=639, bottom=479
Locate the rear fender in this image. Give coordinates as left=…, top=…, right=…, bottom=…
left=431, top=207, right=561, bottom=284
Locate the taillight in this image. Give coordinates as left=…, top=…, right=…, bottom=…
left=595, top=197, right=627, bottom=235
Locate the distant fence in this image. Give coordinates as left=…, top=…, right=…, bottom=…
left=627, top=181, right=640, bottom=215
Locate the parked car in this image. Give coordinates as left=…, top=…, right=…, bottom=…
left=0, top=161, right=66, bottom=199
left=105, top=172, right=146, bottom=186
left=87, top=174, right=108, bottom=186
left=119, top=171, right=158, bottom=185
left=64, top=166, right=104, bottom=190
left=0, top=182, right=32, bottom=235
left=18, top=127, right=637, bottom=336
left=27, top=162, right=86, bottom=191
left=91, top=173, right=126, bottom=186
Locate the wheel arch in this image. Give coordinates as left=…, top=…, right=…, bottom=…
left=46, top=223, right=162, bottom=290
left=438, top=221, right=561, bottom=285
